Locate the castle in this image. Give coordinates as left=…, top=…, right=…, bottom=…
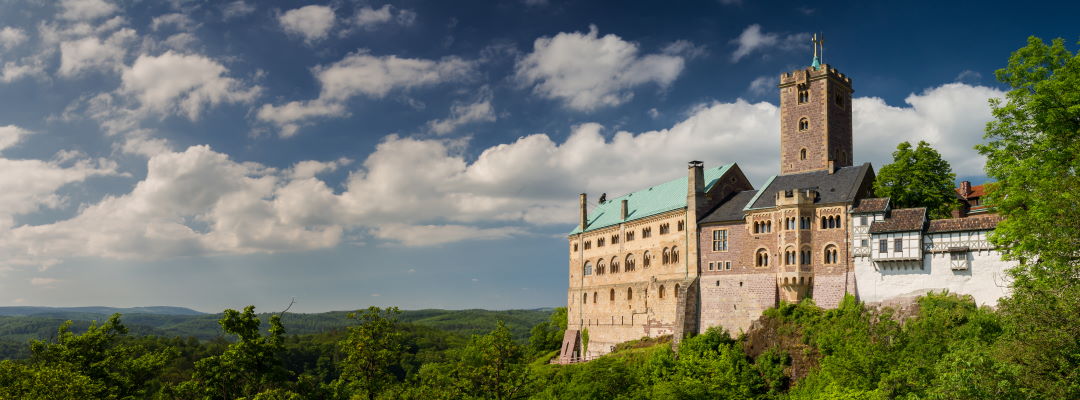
left=557, top=52, right=1015, bottom=362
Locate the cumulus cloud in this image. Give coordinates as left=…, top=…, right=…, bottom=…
left=58, top=0, right=118, bottom=21
left=57, top=28, right=135, bottom=77
left=222, top=1, right=256, bottom=19
left=258, top=51, right=473, bottom=136
left=353, top=5, right=416, bottom=30
left=119, top=51, right=261, bottom=120
left=0, top=27, right=27, bottom=50
left=427, top=94, right=496, bottom=135
left=279, top=5, right=335, bottom=43
left=730, top=24, right=809, bottom=62
left=0, top=125, right=33, bottom=152
left=747, top=75, right=774, bottom=96
left=151, top=13, right=196, bottom=32
left=852, top=83, right=1003, bottom=177
left=515, top=25, right=686, bottom=111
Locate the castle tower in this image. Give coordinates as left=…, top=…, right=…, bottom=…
left=777, top=34, right=854, bottom=175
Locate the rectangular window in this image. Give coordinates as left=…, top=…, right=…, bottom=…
left=708, top=262, right=714, bottom=271
left=861, top=239, right=869, bottom=247
left=860, top=215, right=867, bottom=226
left=894, top=238, right=903, bottom=252
left=879, top=239, right=887, bottom=253
left=725, top=261, right=731, bottom=270
left=712, top=230, right=728, bottom=251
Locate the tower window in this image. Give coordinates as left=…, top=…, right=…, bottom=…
left=799, top=118, right=809, bottom=131
left=798, top=89, right=809, bottom=103
left=800, top=148, right=807, bottom=160
left=835, top=93, right=844, bottom=107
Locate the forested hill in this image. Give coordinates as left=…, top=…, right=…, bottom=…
left=0, top=307, right=553, bottom=360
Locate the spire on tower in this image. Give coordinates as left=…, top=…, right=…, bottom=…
left=811, top=33, right=824, bottom=69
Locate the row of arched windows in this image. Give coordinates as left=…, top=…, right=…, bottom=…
left=583, top=247, right=681, bottom=276
left=756, top=245, right=841, bottom=267
left=821, top=215, right=842, bottom=229
left=753, top=220, right=772, bottom=234
left=582, top=284, right=681, bottom=306
left=662, top=247, right=680, bottom=265
left=578, top=220, right=688, bottom=252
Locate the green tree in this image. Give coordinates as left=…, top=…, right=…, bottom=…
left=526, top=307, right=566, bottom=359
left=457, top=321, right=531, bottom=399
left=171, top=306, right=291, bottom=399
left=874, top=140, right=959, bottom=218
left=21, top=314, right=174, bottom=399
left=333, top=306, right=406, bottom=400
left=977, top=36, right=1080, bottom=398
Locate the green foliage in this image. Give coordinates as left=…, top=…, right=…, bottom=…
left=873, top=140, right=959, bottom=218
left=579, top=327, right=588, bottom=356
left=333, top=307, right=406, bottom=400
left=170, top=306, right=291, bottom=400
left=527, top=307, right=566, bottom=359
left=977, top=36, right=1080, bottom=399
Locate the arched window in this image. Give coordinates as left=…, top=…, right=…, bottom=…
left=675, top=284, right=681, bottom=298
left=821, top=216, right=827, bottom=229
left=799, top=118, right=809, bottom=131
left=756, top=249, right=769, bottom=267
left=800, top=148, right=807, bottom=160
left=610, top=288, right=615, bottom=301
left=597, top=259, right=606, bottom=275
left=610, top=256, right=620, bottom=274
left=659, top=285, right=665, bottom=299
left=798, top=89, right=809, bottom=103
left=766, top=220, right=772, bottom=232
left=677, top=220, right=685, bottom=231
left=662, top=247, right=671, bottom=265
left=835, top=216, right=842, bottom=229
left=625, top=254, right=635, bottom=272
left=671, top=247, right=679, bottom=263
left=597, top=238, right=604, bottom=247
left=584, top=262, right=593, bottom=276
left=785, top=247, right=796, bottom=265
left=643, top=251, right=651, bottom=268
left=753, top=221, right=759, bottom=234
left=835, top=93, right=844, bottom=106
left=824, top=245, right=838, bottom=264
left=801, top=247, right=812, bottom=265
left=627, top=287, right=633, bottom=300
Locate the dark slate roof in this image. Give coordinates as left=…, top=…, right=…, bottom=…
left=746, top=163, right=872, bottom=210
left=869, top=208, right=927, bottom=233
left=700, top=190, right=758, bottom=224
left=851, top=197, right=890, bottom=214
left=927, top=214, right=1003, bottom=233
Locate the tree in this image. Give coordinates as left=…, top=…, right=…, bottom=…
left=171, top=306, right=292, bottom=399
left=873, top=140, right=959, bottom=219
left=22, top=314, right=175, bottom=399
left=527, top=307, right=566, bottom=358
left=457, top=321, right=531, bottom=399
left=333, top=306, right=406, bottom=400
left=977, top=36, right=1080, bottom=398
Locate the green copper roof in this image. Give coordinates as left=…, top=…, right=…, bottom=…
left=811, top=56, right=821, bottom=69
left=568, top=164, right=733, bottom=235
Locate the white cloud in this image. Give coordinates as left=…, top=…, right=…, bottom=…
left=0, top=27, right=27, bottom=50
left=353, top=5, right=416, bottom=30
left=222, top=1, right=256, bottom=19
left=427, top=96, right=496, bottom=135
left=852, top=83, right=1003, bottom=177
left=58, top=0, right=118, bottom=21
left=119, top=51, right=260, bottom=120
left=372, top=224, right=525, bottom=247
left=258, top=51, right=473, bottom=136
left=279, top=5, right=335, bottom=43
left=747, top=75, right=773, bottom=96
left=1, top=61, right=46, bottom=82
left=151, top=13, right=196, bottom=32
left=57, top=28, right=135, bottom=77
left=30, top=277, right=59, bottom=287
left=730, top=24, right=809, bottom=62
left=515, top=25, right=686, bottom=111
left=0, top=125, right=33, bottom=152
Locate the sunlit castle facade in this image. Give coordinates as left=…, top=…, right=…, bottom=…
left=557, top=42, right=1017, bottom=363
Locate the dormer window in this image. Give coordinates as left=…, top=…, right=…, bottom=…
left=799, top=118, right=809, bottom=131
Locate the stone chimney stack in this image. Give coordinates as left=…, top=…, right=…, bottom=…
left=688, top=161, right=705, bottom=217
left=621, top=199, right=628, bottom=220
left=959, top=181, right=972, bottom=197
left=579, top=193, right=588, bottom=231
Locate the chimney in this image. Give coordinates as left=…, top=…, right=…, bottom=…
left=621, top=199, right=628, bottom=220
left=959, top=181, right=972, bottom=197
left=579, top=193, right=588, bottom=230
left=687, top=161, right=705, bottom=219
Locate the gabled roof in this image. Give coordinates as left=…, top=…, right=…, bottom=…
left=927, top=214, right=1003, bottom=233
left=851, top=197, right=890, bottom=214
left=569, top=164, right=734, bottom=235
left=700, top=190, right=758, bottom=224
left=869, top=208, right=927, bottom=234
left=746, top=163, right=873, bottom=210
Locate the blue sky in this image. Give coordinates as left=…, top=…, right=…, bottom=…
left=0, top=0, right=1075, bottom=313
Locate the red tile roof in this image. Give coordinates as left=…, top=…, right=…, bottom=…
left=927, top=214, right=1003, bottom=233
left=869, top=208, right=927, bottom=233
left=851, top=197, right=889, bottom=214
left=956, top=183, right=989, bottom=199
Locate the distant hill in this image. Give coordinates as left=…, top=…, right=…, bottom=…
left=0, top=306, right=206, bottom=317
left=0, top=307, right=553, bottom=360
